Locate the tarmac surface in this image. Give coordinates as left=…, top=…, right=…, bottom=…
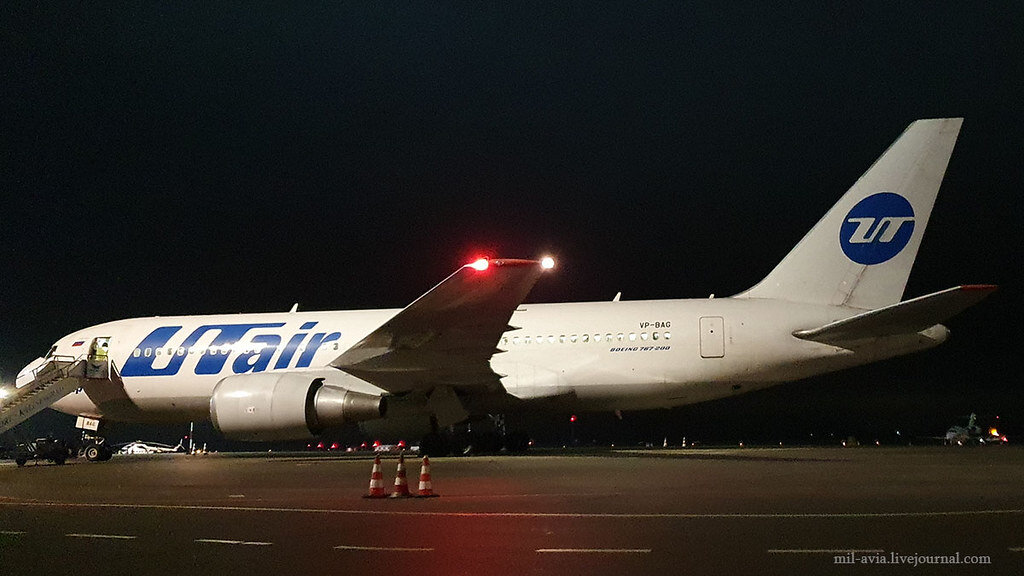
left=2, top=446, right=1022, bottom=575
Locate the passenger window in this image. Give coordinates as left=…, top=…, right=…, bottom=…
left=548, top=336, right=555, bottom=344
left=570, top=334, right=578, bottom=343
left=132, top=349, right=141, bottom=358
left=616, top=333, right=624, bottom=341
left=640, top=332, right=648, bottom=341
left=606, top=333, right=613, bottom=342
left=156, top=348, right=162, bottom=356
left=524, top=336, right=531, bottom=344
left=512, top=336, right=520, bottom=345
left=559, top=335, right=566, bottom=344
left=628, top=333, right=636, bottom=341
left=664, top=331, right=672, bottom=340
left=652, top=332, right=659, bottom=340
left=582, top=334, right=589, bottom=343
left=144, top=348, right=152, bottom=358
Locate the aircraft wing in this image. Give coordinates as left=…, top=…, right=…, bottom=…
left=793, top=285, right=997, bottom=346
left=330, top=258, right=549, bottom=393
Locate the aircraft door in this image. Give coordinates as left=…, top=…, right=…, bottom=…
left=86, top=337, right=111, bottom=379
left=699, top=317, right=725, bottom=358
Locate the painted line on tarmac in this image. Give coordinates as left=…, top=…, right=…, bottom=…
left=1, top=530, right=26, bottom=535
left=334, top=545, right=434, bottom=552
left=537, top=548, right=651, bottom=554
left=66, top=533, right=137, bottom=540
left=3, top=501, right=1023, bottom=520
left=768, top=549, right=884, bottom=554
left=196, top=538, right=273, bottom=546
left=1009, top=547, right=1024, bottom=552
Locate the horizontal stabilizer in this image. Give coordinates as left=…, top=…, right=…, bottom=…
left=793, top=285, right=997, bottom=345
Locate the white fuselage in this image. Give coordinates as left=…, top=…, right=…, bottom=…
left=42, top=297, right=947, bottom=423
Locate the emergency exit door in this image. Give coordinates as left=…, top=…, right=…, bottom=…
left=699, top=317, right=725, bottom=358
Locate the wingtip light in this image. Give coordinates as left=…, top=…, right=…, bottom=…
left=469, top=258, right=489, bottom=271
left=540, top=256, right=555, bottom=270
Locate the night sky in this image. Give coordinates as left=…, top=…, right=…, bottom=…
left=3, top=4, right=1022, bottom=446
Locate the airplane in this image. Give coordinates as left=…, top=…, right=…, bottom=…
left=1, top=118, right=995, bottom=459
left=937, top=413, right=1009, bottom=446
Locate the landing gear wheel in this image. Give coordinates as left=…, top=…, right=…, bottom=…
left=84, top=444, right=102, bottom=462
left=84, top=442, right=113, bottom=462
left=15, top=458, right=27, bottom=467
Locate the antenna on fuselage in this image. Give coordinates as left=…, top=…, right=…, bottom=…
left=612, top=292, right=621, bottom=302
left=289, top=303, right=299, bottom=313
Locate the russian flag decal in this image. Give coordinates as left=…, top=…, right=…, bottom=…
left=72, top=341, right=85, bottom=347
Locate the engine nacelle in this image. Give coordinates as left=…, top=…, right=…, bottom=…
left=210, top=372, right=387, bottom=441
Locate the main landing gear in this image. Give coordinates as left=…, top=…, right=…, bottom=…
left=79, top=430, right=113, bottom=462
left=419, top=415, right=531, bottom=457
left=75, top=415, right=113, bottom=461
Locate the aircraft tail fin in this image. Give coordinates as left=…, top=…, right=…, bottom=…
left=736, top=118, right=963, bottom=309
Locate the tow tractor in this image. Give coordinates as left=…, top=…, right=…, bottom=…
left=14, top=437, right=73, bottom=467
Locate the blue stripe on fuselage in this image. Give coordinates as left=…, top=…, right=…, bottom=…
left=120, top=322, right=341, bottom=377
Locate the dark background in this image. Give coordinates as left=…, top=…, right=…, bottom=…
left=2, top=3, right=1021, bottom=448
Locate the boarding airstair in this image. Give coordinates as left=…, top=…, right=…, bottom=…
left=0, top=356, right=88, bottom=435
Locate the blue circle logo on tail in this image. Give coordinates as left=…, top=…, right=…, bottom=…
left=840, top=192, right=915, bottom=265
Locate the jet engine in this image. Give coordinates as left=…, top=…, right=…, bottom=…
left=210, top=372, right=386, bottom=441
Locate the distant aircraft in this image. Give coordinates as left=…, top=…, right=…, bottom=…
left=1, top=118, right=995, bottom=458
left=117, top=440, right=185, bottom=455
left=940, top=413, right=1008, bottom=446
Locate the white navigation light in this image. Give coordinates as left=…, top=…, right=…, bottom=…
left=540, top=256, right=555, bottom=270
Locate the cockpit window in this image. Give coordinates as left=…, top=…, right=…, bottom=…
left=44, top=345, right=57, bottom=359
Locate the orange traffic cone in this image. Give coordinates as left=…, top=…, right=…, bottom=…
left=416, top=455, right=439, bottom=498
left=390, top=451, right=412, bottom=498
left=363, top=455, right=388, bottom=498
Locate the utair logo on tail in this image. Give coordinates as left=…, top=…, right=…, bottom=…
left=840, top=192, right=915, bottom=265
